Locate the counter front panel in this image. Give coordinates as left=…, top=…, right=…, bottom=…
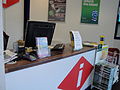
left=5, top=45, right=96, bottom=90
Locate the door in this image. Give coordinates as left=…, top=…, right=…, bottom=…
left=0, top=0, right=6, bottom=90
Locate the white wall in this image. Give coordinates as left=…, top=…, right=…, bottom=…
left=5, top=0, right=120, bottom=49
left=4, top=0, right=24, bottom=49
left=30, top=0, right=120, bottom=48
left=0, top=0, right=6, bottom=90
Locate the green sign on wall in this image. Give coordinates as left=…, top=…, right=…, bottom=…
left=81, top=0, right=100, bottom=24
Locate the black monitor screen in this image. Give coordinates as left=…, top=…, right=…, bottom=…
left=24, top=21, right=56, bottom=47
left=3, top=32, right=9, bottom=50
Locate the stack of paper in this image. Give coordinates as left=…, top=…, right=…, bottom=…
left=4, top=50, right=17, bottom=64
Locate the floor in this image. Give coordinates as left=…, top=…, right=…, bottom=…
left=92, top=81, right=120, bottom=90
left=91, top=79, right=120, bottom=90
left=112, top=81, right=120, bottom=90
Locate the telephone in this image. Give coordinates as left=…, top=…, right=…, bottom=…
left=52, top=44, right=65, bottom=50
left=22, top=53, right=38, bottom=61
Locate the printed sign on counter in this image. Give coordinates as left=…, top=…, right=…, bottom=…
left=70, top=31, right=83, bottom=51
left=95, top=45, right=108, bottom=64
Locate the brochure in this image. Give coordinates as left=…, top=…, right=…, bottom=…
left=36, top=37, right=50, bottom=58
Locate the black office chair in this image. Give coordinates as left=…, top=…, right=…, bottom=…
left=107, top=48, right=120, bottom=83
left=107, top=48, right=119, bottom=65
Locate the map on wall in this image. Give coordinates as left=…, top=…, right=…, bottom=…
left=81, top=0, right=101, bottom=24
left=48, top=0, right=66, bottom=22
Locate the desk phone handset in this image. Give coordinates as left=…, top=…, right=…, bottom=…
left=52, top=44, right=65, bottom=50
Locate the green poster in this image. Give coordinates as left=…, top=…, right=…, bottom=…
left=81, top=0, right=100, bottom=24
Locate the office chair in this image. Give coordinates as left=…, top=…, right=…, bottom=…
left=107, top=48, right=120, bottom=83
left=107, top=48, right=119, bottom=65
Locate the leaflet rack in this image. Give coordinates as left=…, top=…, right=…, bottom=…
left=93, top=62, right=116, bottom=90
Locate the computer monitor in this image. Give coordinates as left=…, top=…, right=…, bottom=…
left=24, top=21, right=56, bottom=48
left=3, top=31, right=9, bottom=50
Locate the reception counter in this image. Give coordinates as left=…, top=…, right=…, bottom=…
left=5, top=45, right=96, bottom=90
